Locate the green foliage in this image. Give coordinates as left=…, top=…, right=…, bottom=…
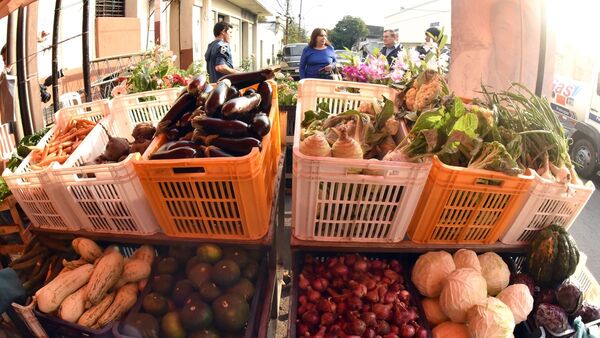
left=7, top=127, right=50, bottom=172
left=274, top=72, right=298, bottom=106
left=284, top=19, right=308, bottom=44
left=240, top=55, right=256, bottom=72
left=329, top=16, right=369, bottom=50
left=0, top=177, right=10, bottom=204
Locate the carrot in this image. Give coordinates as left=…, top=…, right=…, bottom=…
left=37, top=154, right=69, bottom=167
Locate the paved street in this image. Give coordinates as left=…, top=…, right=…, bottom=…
left=569, top=178, right=600, bottom=277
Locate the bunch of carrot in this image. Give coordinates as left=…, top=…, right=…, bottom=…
left=28, top=119, right=96, bottom=170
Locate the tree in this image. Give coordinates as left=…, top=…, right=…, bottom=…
left=329, top=16, right=369, bottom=50
left=285, top=18, right=308, bottom=44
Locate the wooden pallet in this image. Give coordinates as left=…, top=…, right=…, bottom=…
left=0, top=195, right=30, bottom=255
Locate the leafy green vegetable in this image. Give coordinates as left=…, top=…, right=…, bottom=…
left=0, top=177, right=11, bottom=203
left=468, top=141, right=522, bottom=176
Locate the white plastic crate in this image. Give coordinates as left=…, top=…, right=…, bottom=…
left=110, top=88, right=181, bottom=135
left=50, top=89, right=180, bottom=235
left=500, top=171, right=595, bottom=245
left=292, top=79, right=431, bottom=243
left=2, top=100, right=111, bottom=230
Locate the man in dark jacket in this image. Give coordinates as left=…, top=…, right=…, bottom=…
left=380, top=30, right=402, bottom=66
left=205, top=22, right=238, bottom=83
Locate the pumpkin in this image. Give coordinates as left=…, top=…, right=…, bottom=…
left=527, top=224, right=580, bottom=288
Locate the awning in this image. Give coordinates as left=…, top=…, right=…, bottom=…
left=0, top=0, right=37, bottom=19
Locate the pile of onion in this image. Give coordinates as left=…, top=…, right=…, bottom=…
left=296, top=253, right=428, bottom=338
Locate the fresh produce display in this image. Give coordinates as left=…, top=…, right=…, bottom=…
left=6, top=127, right=49, bottom=171
left=32, top=238, right=152, bottom=329
left=28, top=119, right=96, bottom=169
left=295, top=253, right=428, bottom=338
left=148, top=69, right=275, bottom=159
left=9, top=234, right=74, bottom=296
left=121, top=243, right=262, bottom=338
left=89, top=122, right=155, bottom=164
left=411, top=250, right=534, bottom=336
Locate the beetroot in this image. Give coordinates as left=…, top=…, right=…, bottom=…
left=556, top=279, right=583, bottom=314
left=535, top=303, right=570, bottom=333
left=574, top=301, right=600, bottom=323
left=510, top=272, right=536, bottom=296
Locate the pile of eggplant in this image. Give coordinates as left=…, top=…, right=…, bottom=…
left=150, top=69, right=275, bottom=159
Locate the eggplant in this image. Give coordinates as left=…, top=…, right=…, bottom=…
left=166, top=128, right=180, bottom=141
left=250, top=113, right=271, bottom=137
left=205, top=136, right=262, bottom=156
left=205, top=79, right=231, bottom=116
left=178, top=112, right=194, bottom=128
left=149, top=146, right=198, bottom=160
left=187, top=75, right=207, bottom=96
left=165, top=140, right=205, bottom=152
left=155, top=92, right=197, bottom=136
left=192, top=116, right=249, bottom=137
left=205, top=146, right=233, bottom=157
left=225, top=86, right=240, bottom=101
left=221, top=93, right=261, bottom=119
left=219, top=69, right=275, bottom=90
left=257, top=81, right=273, bottom=114
left=243, top=88, right=256, bottom=96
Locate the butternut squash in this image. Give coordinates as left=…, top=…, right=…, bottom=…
left=132, top=245, right=155, bottom=266
left=94, top=283, right=138, bottom=328
left=58, top=286, right=88, bottom=323
left=121, top=259, right=151, bottom=283
left=77, top=292, right=115, bottom=327
left=86, top=251, right=124, bottom=306
left=35, top=264, right=94, bottom=313
left=72, top=238, right=103, bottom=263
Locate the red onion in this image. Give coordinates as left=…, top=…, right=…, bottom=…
left=362, top=277, right=377, bottom=291
left=329, top=323, right=344, bottom=335
left=393, top=306, right=417, bottom=325
left=346, top=296, right=363, bottom=311
left=399, top=290, right=410, bottom=303
left=389, top=282, right=402, bottom=292
left=365, top=289, right=380, bottom=303
left=400, top=323, right=415, bottom=338
left=332, top=263, right=350, bottom=278
left=327, top=257, right=339, bottom=268
left=311, top=277, right=329, bottom=292
left=390, top=259, right=402, bottom=273
left=307, top=288, right=321, bottom=303
left=317, top=298, right=336, bottom=313
left=390, top=324, right=400, bottom=334
left=299, top=274, right=310, bottom=290
left=384, top=291, right=398, bottom=304
left=297, top=304, right=308, bottom=316
left=361, top=312, right=377, bottom=327
left=301, top=310, right=320, bottom=326
left=320, top=312, right=336, bottom=326
left=382, top=277, right=393, bottom=285
left=377, top=320, right=391, bottom=334
left=323, top=271, right=332, bottom=280
left=371, top=259, right=385, bottom=270
left=373, top=303, right=393, bottom=320
left=362, top=304, right=371, bottom=313
left=313, top=326, right=326, bottom=338
left=345, top=254, right=358, bottom=266
left=415, top=327, right=428, bottom=338
left=316, top=265, right=326, bottom=275
left=332, top=278, right=345, bottom=289
left=378, top=285, right=388, bottom=300
left=298, top=295, right=307, bottom=306
left=363, top=328, right=377, bottom=338
left=345, top=319, right=367, bottom=335
left=349, top=280, right=368, bottom=298
left=354, top=259, right=369, bottom=272
left=384, top=334, right=399, bottom=338
left=336, top=302, right=347, bottom=316
left=297, top=323, right=310, bottom=336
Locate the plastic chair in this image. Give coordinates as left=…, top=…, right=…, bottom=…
left=59, top=92, right=82, bottom=108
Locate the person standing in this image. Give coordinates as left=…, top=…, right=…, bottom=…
left=416, top=27, right=444, bottom=59
left=299, top=28, right=337, bottom=80
left=380, top=30, right=402, bottom=66
left=205, top=22, right=239, bottom=83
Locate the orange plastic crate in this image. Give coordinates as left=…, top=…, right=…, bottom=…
left=408, top=156, right=534, bottom=244
left=132, top=83, right=281, bottom=240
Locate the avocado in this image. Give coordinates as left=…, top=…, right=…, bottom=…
left=180, top=299, right=212, bottom=330
left=196, top=244, right=223, bottom=264
left=189, top=328, right=220, bottom=338
left=242, top=261, right=259, bottom=282
left=142, top=292, right=169, bottom=317
left=121, top=313, right=160, bottom=338
left=173, top=279, right=195, bottom=307
left=225, top=278, right=255, bottom=302
left=151, top=274, right=175, bottom=296
left=186, top=256, right=207, bottom=275
left=161, top=312, right=186, bottom=338
left=211, top=260, right=241, bottom=288
left=188, top=263, right=213, bottom=288
left=168, top=246, right=195, bottom=262
left=212, top=294, right=250, bottom=333
left=222, top=248, right=249, bottom=269
left=156, top=257, right=179, bottom=275
left=185, top=292, right=203, bottom=305
left=199, top=281, right=222, bottom=303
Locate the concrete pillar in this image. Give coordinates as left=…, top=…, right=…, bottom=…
left=169, top=0, right=180, bottom=68
left=125, top=0, right=149, bottom=50
left=25, top=2, right=43, bottom=131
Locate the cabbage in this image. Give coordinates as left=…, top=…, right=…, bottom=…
left=412, top=251, right=455, bottom=297
left=432, top=321, right=469, bottom=338
left=496, top=284, right=534, bottom=323
left=453, top=249, right=481, bottom=272
left=478, top=252, right=510, bottom=296
left=439, top=268, right=487, bottom=322
left=422, top=298, right=449, bottom=326
left=467, top=297, right=515, bottom=338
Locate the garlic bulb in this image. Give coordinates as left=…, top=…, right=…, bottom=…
left=300, top=132, right=331, bottom=157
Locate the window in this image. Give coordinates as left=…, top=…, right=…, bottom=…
left=96, top=0, right=125, bottom=17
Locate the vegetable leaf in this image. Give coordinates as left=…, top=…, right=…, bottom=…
left=412, top=109, right=444, bottom=133
left=451, top=112, right=479, bottom=138
left=374, top=97, right=395, bottom=130
left=450, top=96, right=466, bottom=118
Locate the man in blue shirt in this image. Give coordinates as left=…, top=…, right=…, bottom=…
left=205, top=22, right=239, bottom=83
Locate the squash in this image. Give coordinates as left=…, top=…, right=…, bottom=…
left=36, top=264, right=94, bottom=313
left=72, top=238, right=103, bottom=263
left=132, top=245, right=155, bottom=266
left=58, top=286, right=89, bottom=323
left=78, top=292, right=115, bottom=327
left=94, top=283, right=138, bottom=328
left=86, top=251, right=124, bottom=305
left=121, top=259, right=151, bottom=283
left=527, top=224, right=580, bottom=287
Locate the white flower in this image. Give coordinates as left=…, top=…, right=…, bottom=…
left=275, top=72, right=285, bottom=79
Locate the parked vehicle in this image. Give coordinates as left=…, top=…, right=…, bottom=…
left=280, top=43, right=307, bottom=80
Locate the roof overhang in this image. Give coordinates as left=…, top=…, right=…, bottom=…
left=227, top=0, right=273, bottom=16
left=0, top=0, right=37, bottom=19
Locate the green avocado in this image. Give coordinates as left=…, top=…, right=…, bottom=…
left=168, top=246, right=195, bottom=263
left=212, top=294, right=249, bottom=333
left=142, top=292, right=169, bottom=317
left=180, top=299, right=212, bottom=330
left=188, top=263, right=213, bottom=289
left=121, top=313, right=160, bottom=338
left=151, top=274, right=175, bottom=296
left=172, top=279, right=195, bottom=307
left=211, top=260, right=240, bottom=288
left=186, top=256, right=207, bottom=275
left=225, top=278, right=255, bottom=302
left=189, top=328, right=220, bottom=338
left=161, top=312, right=186, bottom=338
left=222, top=248, right=249, bottom=269
left=156, top=257, right=179, bottom=275
left=199, top=281, right=222, bottom=303
left=196, top=244, right=223, bottom=264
